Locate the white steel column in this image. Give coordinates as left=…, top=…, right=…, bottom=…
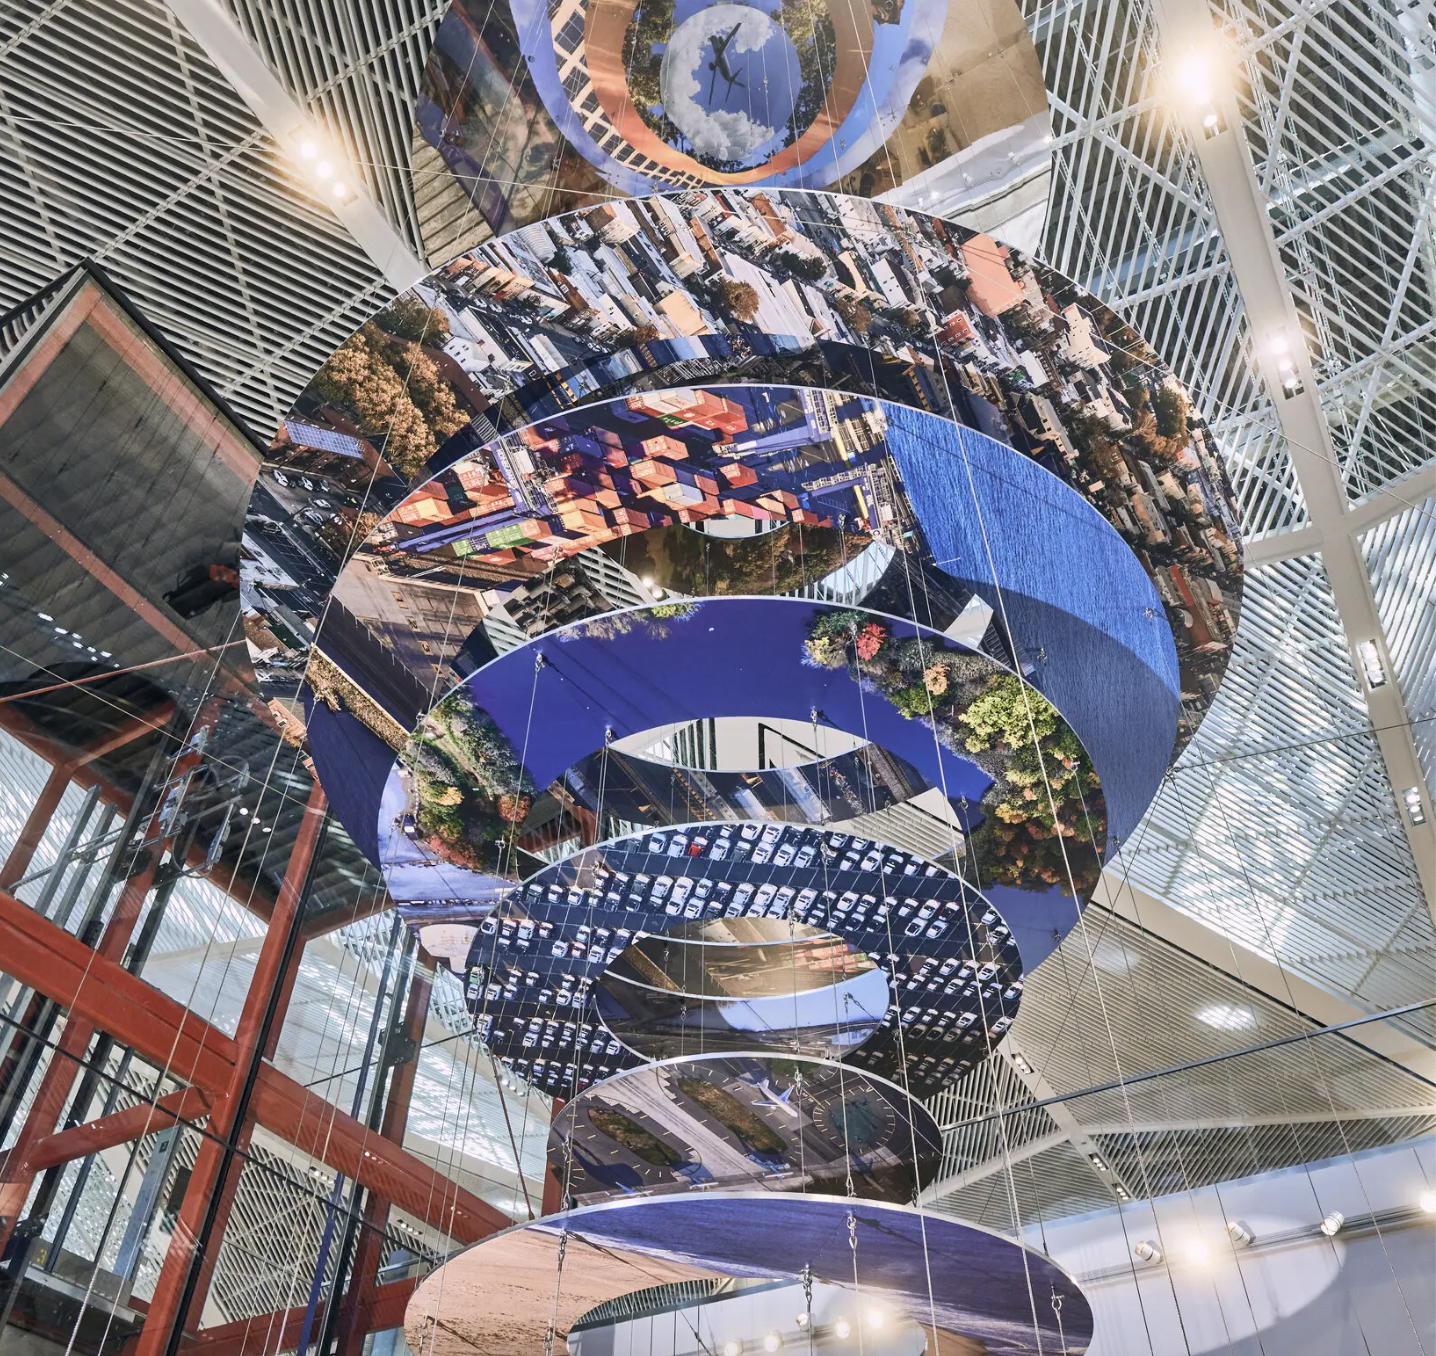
left=1152, top=0, right=1436, bottom=921
left=162, top=0, right=428, bottom=294
left=1241, top=462, right=1436, bottom=567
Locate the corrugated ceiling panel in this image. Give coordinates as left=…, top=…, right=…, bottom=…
left=1117, top=552, right=1434, bottom=1012
left=0, top=0, right=392, bottom=433
left=1362, top=494, right=1436, bottom=794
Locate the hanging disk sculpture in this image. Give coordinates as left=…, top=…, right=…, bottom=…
left=248, top=12, right=1244, bottom=1346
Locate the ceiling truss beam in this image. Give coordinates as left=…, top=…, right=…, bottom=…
left=159, top=0, right=426, bottom=294
left=1151, top=0, right=1435, bottom=914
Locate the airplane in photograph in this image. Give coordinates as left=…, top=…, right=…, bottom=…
left=706, top=23, right=746, bottom=102
left=752, top=1079, right=800, bottom=1118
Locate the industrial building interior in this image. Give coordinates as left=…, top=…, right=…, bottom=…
left=0, top=0, right=1432, bottom=1352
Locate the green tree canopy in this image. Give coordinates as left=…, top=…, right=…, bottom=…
left=958, top=673, right=1060, bottom=752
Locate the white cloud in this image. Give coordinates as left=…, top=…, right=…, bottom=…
left=660, top=4, right=777, bottom=160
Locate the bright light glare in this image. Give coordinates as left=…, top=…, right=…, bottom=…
left=332, top=181, right=347, bottom=199
left=1197, top=1004, right=1256, bottom=1031
left=299, top=140, right=318, bottom=159
left=315, top=160, right=333, bottom=179
left=1267, top=331, right=1290, bottom=357
left=764, top=1334, right=781, bottom=1351
left=867, top=1311, right=884, bottom=1330
left=1419, top=1191, right=1436, bottom=1214
left=1178, top=54, right=1211, bottom=104
left=1185, top=1240, right=1210, bottom=1266
left=834, top=1320, right=851, bottom=1339
left=723, top=1342, right=741, bottom=1356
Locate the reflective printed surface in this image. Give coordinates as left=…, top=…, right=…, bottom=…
left=551, top=1051, right=941, bottom=1203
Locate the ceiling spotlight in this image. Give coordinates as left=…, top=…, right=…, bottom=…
left=1263, top=329, right=1306, bottom=392
left=1178, top=54, right=1211, bottom=105
left=724, top=1342, right=742, bottom=1356
left=833, top=1319, right=851, bottom=1339
left=1132, top=1240, right=1163, bottom=1265
left=1419, top=1191, right=1436, bottom=1214
left=795, top=1314, right=810, bottom=1329
left=1175, top=52, right=1223, bottom=136
left=1355, top=638, right=1386, bottom=689
left=331, top=181, right=347, bottom=199
left=315, top=160, right=333, bottom=179
left=867, top=1310, right=884, bottom=1330
left=299, top=140, right=318, bottom=159
left=1404, top=787, right=1428, bottom=826
left=764, top=1334, right=782, bottom=1352
left=1010, top=1052, right=1033, bottom=1076
left=1319, top=1211, right=1344, bottom=1237
left=1184, top=1240, right=1210, bottom=1266
left=1225, top=1220, right=1254, bottom=1248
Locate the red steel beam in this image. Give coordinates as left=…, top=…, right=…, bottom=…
left=98, top=696, right=226, bottom=966
left=0, top=707, right=144, bottom=830
left=0, top=765, right=70, bottom=890
left=0, top=278, right=258, bottom=488
left=134, top=1278, right=418, bottom=1356
left=0, top=700, right=296, bottom=931
left=78, top=701, right=177, bottom=764
left=27, top=1086, right=211, bottom=1171
left=137, top=785, right=330, bottom=1356
left=0, top=700, right=222, bottom=1248
left=0, top=1019, right=101, bottom=1237
left=0, top=878, right=507, bottom=1240
left=247, top=1066, right=499, bottom=1238
left=0, top=887, right=234, bottom=1083
left=0, top=468, right=255, bottom=699
left=0, top=468, right=212, bottom=665
left=0, top=700, right=173, bottom=890
left=335, top=954, right=434, bottom=1356
left=0, top=456, right=275, bottom=740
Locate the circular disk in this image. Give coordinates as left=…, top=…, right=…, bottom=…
left=595, top=918, right=890, bottom=1061
left=404, top=1193, right=1093, bottom=1356
left=466, top=821, right=1024, bottom=1099
left=551, top=1052, right=942, bottom=1205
